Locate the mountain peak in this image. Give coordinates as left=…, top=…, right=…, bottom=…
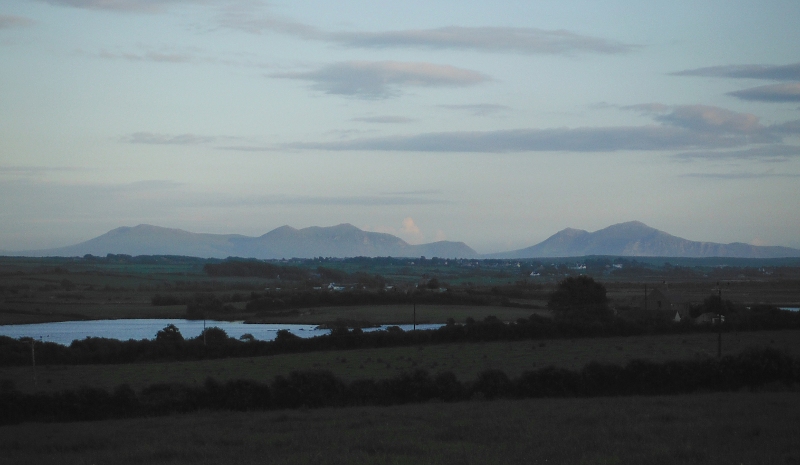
left=491, top=220, right=800, bottom=258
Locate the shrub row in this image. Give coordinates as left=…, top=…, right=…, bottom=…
left=1, top=348, right=798, bottom=425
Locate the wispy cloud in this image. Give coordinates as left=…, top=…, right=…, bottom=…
left=673, top=145, right=800, bottom=161
left=352, top=116, right=416, bottom=124
left=286, top=126, right=746, bottom=153
left=271, top=196, right=447, bottom=207
left=772, top=119, right=800, bottom=135
left=680, top=170, right=800, bottom=180
left=651, top=105, right=762, bottom=133
left=98, top=49, right=195, bottom=63
left=276, top=104, right=790, bottom=153
left=0, top=14, right=35, bottom=28
left=438, top=103, right=510, bottom=116
left=122, top=132, right=217, bottom=145
left=672, top=63, right=800, bottom=81
left=0, top=165, right=80, bottom=175
left=728, top=82, right=800, bottom=102
left=184, top=193, right=450, bottom=208
left=327, top=27, right=633, bottom=55
left=271, top=61, right=490, bottom=99
left=380, top=189, right=442, bottom=196
left=217, top=8, right=634, bottom=55
left=671, top=62, right=800, bottom=103
left=38, top=0, right=216, bottom=13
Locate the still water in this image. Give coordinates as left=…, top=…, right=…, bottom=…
left=0, top=319, right=444, bottom=346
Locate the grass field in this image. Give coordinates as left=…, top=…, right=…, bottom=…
left=1, top=392, right=798, bottom=464
left=4, top=329, right=798, bottom=394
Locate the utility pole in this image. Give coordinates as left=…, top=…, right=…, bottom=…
left=30, top=338, right=37, bottom=388
left=413, top=291, right=416, bottom=331
left=717, top=286, right=722, bottom=359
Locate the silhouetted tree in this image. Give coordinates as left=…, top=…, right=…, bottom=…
left=155, top=324, right=184, bottom=343
left=548, top=276, right=610, bottom=322
left=198, top=327, right=229, bottom=345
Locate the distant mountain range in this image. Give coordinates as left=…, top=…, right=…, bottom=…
left=9, top=221, right=800, bottom=259
left=487, top=221, right=800, bottom=259
left=15, top=224, right=477, bottom=259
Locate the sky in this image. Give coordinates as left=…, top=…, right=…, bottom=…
left=1, top=0, right=799, bottom=254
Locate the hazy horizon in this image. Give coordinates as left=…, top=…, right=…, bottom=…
left=2, top=1, right=799, bottom=253
left=5, top=220, right=800, bottom=257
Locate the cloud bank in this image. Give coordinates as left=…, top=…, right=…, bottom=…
left=673, top=62, right=800, bottom=103
left=672, top=63, right=800, bottom=81
left=287, top=126, right=748, bottom=153
left=272, top=61, right=490, bottom=99
left=728, top=82, right=800, bottom=102
left=268, top=105, right=799, bottom=156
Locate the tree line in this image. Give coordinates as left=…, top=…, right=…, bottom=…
left=1, top=347, right=797, bottom=425
left=2, top=302, right=798, bottom=367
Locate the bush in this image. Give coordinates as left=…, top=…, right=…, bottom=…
left=548, top=276, right=610, bottom=322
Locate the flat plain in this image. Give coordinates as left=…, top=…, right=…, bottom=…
left=2, top=392, right=799, bottom=464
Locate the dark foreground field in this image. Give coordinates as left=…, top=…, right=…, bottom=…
left=2, top=392, right=798, bottom=464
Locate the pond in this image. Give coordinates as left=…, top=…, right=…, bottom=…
left=0, top=319, right=444, bottom=346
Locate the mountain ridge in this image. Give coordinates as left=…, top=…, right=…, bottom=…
left=487, top=221, right=800, bottom=259
left=7, top=221, right=800, bottom=259
left=14, top=223, right=478, bottom=259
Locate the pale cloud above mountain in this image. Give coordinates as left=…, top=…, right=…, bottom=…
left=367, top=217, right=426, bottom=244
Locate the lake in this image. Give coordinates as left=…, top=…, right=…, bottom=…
left=0, top=319, right=444, bottom=346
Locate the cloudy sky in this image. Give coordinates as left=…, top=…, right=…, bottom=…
left=1, top=0, right=799, bottom=253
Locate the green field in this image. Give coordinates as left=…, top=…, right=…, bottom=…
left=2, top=392, right=798, bottom=464
left=4, top=329, right=798, bottom=394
